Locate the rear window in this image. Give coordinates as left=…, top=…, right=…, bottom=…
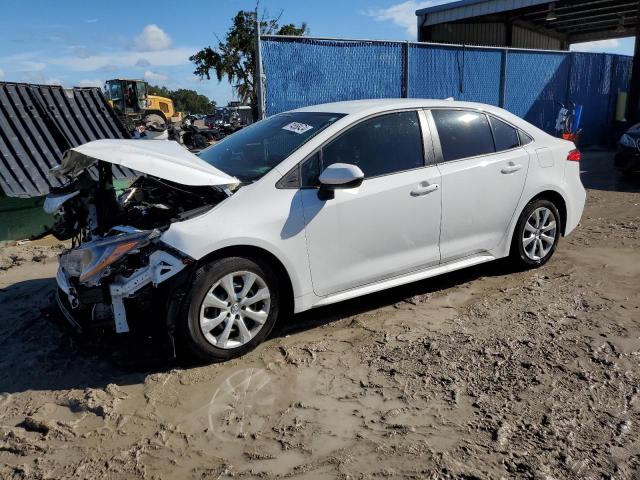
left=431, top=110, right=495, bottom=162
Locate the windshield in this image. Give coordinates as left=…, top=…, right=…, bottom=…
left=197, top=112, right=344, bottom=183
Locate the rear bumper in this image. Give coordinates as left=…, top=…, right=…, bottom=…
left=563, top=161, right=586, bottom=236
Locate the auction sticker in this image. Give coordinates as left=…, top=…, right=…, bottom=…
left=282, top=122, right=313, bottom=134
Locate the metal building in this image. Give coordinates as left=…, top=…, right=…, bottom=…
left=416, top=0, right=637, bottom=49
left=416, top=0, right=640, bottom=120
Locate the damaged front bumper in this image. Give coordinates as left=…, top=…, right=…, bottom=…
left=56, top=246, right=189, bottom=334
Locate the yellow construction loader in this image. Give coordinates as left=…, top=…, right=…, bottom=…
left=104, top=79, right=182, bottom=131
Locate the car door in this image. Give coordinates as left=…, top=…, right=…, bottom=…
left=298, top=110, right=442, bottom=297
left=429, top=109, right=529, bottom=261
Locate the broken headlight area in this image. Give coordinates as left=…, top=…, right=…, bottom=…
left=60, top=229, right=159, bottom=287
left=56, top=227, right=194, bottom=334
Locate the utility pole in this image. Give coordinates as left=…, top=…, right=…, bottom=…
left=254, top=8, right=266, bottom=120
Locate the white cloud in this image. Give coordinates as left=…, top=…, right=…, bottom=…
left=363, top=1, right=448, bottom=37
left=0, top=68, right=4, bottom=79
left=144, top=70, right=168, bottom=82
left=133, top=24, right=172, bottom=51
left=570, top=39, right=620, bottom=53
left=86, top=18, right=98, bottom=24
left=48, top=47, right=193, bottom=71
left=135, top=57, right=151, bottom=67
left=0, top=52, right=47, bottom=73
left=77, top=78, right=102, bottom=87
left=44, top=77, right=62, bottom=85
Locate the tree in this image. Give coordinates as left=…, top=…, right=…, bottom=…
left=190, top=10, right=307, bottom=116
left=147, top=85, right=216, bottom=114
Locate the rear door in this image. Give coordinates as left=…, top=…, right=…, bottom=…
left=429, top=109, right=529, bottom=261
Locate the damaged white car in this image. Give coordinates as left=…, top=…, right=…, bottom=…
left=48, top=99, right=585, bottom=362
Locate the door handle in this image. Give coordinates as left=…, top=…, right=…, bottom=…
left=501, top=163, right=522, bottom=174
left=411, top=183, right=439, bottom=196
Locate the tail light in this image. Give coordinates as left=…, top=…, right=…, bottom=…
left=567, top=149, right=581, bottom=162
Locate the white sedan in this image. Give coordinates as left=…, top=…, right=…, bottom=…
left=48, top=99, right=586, bottom=361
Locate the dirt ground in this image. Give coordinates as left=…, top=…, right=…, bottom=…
left=0, top=151, right=639, bottom=479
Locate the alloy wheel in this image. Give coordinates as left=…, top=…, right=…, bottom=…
left=522, top=207, right=557, bottom=261
left=199, top=270, right=271, bottom=349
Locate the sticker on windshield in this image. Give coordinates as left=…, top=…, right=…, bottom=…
left=282, top=122, right=313, bottom=134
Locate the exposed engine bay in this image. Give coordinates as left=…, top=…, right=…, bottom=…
left=46, top=167, right=229, bottom=244
left=45, top=140, right=238, bottom=339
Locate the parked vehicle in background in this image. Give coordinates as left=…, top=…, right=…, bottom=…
left=47, top=99, right=585, bottom=362
left=615, top=123, right=640, bottom=176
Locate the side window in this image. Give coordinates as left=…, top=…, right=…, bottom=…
left=490, top=116, right=520, bottom=151
left=322, top=111, right=424, bottom=178
left=519, top=130, right=534, bottom=146
left=431, top=110, right=495, bottom=162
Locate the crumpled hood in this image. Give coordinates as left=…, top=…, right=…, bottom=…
left=52, top=139, right=238, bottom=187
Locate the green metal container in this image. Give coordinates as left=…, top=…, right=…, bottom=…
left=0, top=195, right=52, bottom=243
left=0, top=179, right=132, bottom=244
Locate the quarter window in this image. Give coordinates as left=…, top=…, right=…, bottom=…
left=519, top=130, right=534, bottom=146
left=300, top=152, right=321, bottom=187
left=431, top=110, right=495, bottom=162
left=321, top=111, right=424, bottom=178
left=490, top=116, right=520, bottom=151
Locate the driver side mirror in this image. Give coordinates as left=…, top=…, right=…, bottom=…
left=318, top=163, right=364, bottom=200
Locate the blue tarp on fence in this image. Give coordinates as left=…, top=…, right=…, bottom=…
left=261, top=36, right=633, bottom=144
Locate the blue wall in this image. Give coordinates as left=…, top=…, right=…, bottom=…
left=261, top=36, right=633, bottom=144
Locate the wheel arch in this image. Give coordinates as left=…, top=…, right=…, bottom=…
left=527, top=189, right=567, bottom=236
left=196, top=245, right=295, bottom=317
left=503, top=188, right=568, bottom=258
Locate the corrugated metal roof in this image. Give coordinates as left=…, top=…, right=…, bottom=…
left=417, top=0, right=551, bottom=26
left=417, top=0, right=638, bottom=44
left=0, top=82, right=132, bottom=198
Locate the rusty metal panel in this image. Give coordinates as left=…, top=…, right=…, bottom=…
left=0, top=82, right=131, bottom=198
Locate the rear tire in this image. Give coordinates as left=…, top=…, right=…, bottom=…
left=179, top=257, right=280, bottom=362
left=510, top=199, right=561, bottom=269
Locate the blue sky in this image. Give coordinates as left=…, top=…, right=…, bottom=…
left=0, top=0, right=634, bottom=105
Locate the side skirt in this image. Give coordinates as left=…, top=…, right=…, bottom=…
left=312, top=254, right=496, bottom=308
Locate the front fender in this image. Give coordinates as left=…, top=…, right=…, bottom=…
left=159, top=185, right=313, bottom=301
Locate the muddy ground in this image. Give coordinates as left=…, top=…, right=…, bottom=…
left=0, top=151, right=639, bottom=479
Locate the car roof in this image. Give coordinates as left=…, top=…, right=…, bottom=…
left=292, top=98, right=482, bottom=114
left=291, top=98, right=545, bottom=136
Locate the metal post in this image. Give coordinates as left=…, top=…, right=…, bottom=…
left=627, top=3, right=640, bottom=124
left=402, top=41, right=410, bottom=98
left=564, top=51, right=574, bottom=107
left=254, top=10, right=266, bottom=120
left=499, top=49, right=508, bottom=108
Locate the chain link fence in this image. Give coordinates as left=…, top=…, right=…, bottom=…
left=260, top=35, right=632, bottom=144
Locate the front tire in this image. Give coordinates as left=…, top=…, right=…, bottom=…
left=179, top=257, right=280, bottom=362
left=510, top=199, right=561, bottom=269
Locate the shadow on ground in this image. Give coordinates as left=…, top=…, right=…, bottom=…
left=0, top=258, right=512, bottom=395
